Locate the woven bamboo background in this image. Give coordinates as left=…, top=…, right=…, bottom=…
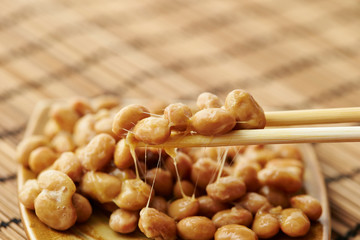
left=0, top=0, right=359, bottom=239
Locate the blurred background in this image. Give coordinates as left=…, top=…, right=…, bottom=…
left=0, top=0, right=359, bottom=239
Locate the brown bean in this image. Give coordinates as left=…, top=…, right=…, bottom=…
left=147, top=99, right=169, bottom=115
left=113, top=179, right=152, bottom=211
left=50, top=103, right=80, bottom=132
left=72, top=193, right=92, bottom=223
left=191, top=157, right=219, bottom=189
left=226, top=146, right=247, bottom=158
left=252, top=211, right=280, bottom=238
left=34, top=170, right=77, bottom=230
left=177, top=216, right=216, bottom=240
left=173, top=180, right=195, bottom=199
left=44, top=119, right=61, bottom=139
left=139, top=208, right=177, bottom=240
left=197, top=92, right=222, bottom=110
left=74, top=146, right=85, bottom=159
left=113, top=139, right=134, bottom=169
left=51, top=131, right=75, bottom=153
left=193, top=146, right=245, bottom=162
left=198, top=196, right=228, bottom=218
left=19, top=179, right=41, bottom=210
left=279, top=208, right=310, bottom=237
left=164, top=103, right=192, bottom=131
left=164, top=152, right=193, bottom=180
left=135, top=147, right=163, bottom=168
left=215, top=224, right=258, bottom=240
left=185, top=147, right=218, bottom=162
left=197, top=147, right=219, bottom=161
left=259, top=186, right=289, bottom=208
left=29, top=146, right=57, bottom=174
left=70, top=97, right=93, bottom=116
left=112, top=104, right=150, bottom=137
left=266, top=158, right=304, bottom=173
left=272, top=144, right=302, bottom=160
left=188, top=146, right=242, bottom=163
left=237, top=192, right=271, bottom=214
left=108, top=168, right=136, bottom=181
left=145, top=168, right=173, bottom=197
left=149, top=196, right=168, bottom=213
left=258, top=166, right=302, bottom=193
left=136, top=161, right=147, bottom=178
left=206, top=176, right=246, bottom=203
left=95, top=117, right=119, bottom=139
left=51, top=152, right=82, bottom=182
left=94, top=108, right=111, bottom=121
left=73, top=114, right=96, bottom=147
left=212, top=207, right=253, bottom=228
left=269, top=206, right=283, bottom=216
left=109, top=208, right=139, bottom=234
left=168, top=198, right=199, bottom=220
left=190, top=108, right=236, bottom=136
left=290, top=195, right=322, bottom=221
left=133, top=117, right=170, bottom=145
left=80, top=133, right=115, bottom=171
left=92, top=96, right=120, bottom=111
left=224, top=89, right=266, bottom=129
left=79, top=171, right=122, bottom=203
left=16, top=135, right=48, bottom=167
left=241, top=145, right=277, bottom=167
left=237, top=159, right=262, bottom=172
left=233, top=162, right=261, bottom=192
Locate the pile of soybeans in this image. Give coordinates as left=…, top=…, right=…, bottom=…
left=18, top=89, right=322, bottom=240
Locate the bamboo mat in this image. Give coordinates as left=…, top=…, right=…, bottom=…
left=0, top=0, right=359, bottom=239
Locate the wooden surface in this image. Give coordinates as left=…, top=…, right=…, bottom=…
left=0, top=0, right=359, bottom=239
left=18, top=100, right=330, bottom=240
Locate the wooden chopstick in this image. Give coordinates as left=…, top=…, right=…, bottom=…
left=136, top=126, right=360, bottom=148
left=265, top=107, right=360, bottom=126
